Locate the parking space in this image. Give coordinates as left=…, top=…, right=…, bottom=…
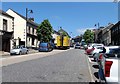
left=85, top=54, right=100, bottom=82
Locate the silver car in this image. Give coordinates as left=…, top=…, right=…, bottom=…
left=10, top=45, right=28, bottom=55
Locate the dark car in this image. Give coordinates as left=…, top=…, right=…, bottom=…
left=74, top=44, right=81, bottom=49
left=106, top=48, right=120, bottom=58
left=38, top=42, right=53, bottom=52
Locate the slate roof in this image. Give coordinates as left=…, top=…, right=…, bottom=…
left=0, top=9, right=14, bottom=19
left=8, top=8, right=39, bottom=27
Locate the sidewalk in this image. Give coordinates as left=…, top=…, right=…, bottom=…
left=0, top=49, right=39, bottom=57
left=0, top=51, right=9, bottom=56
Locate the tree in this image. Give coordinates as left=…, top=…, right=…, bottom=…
left=83, top=29, right=94, bottom=44
left=36, top=19, right=53, bottom=42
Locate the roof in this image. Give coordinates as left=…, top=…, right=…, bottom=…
left=8, top=8, right=39, bottom=27
left=0, top=9, right=14, bottom=19
left=111, top=21, right=120, bottom=30
left=53, top=30, right=60, bottom=35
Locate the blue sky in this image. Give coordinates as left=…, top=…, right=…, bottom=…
left=2, top=2, right=118, bottom=37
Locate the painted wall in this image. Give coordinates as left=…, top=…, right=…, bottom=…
left=0, top=13, right=13, bottom=32
left=6, top=9, right=26, bottom=42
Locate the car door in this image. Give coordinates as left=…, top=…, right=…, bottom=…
left=20, top=46, right=24, bottom=54
left=22, top=46, right=27, bottom=54
left=21, top=46, right=26, bottom=54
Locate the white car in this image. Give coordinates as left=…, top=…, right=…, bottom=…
left=10, top=45, right=28, bottom=55
left=97, top=49, right=120, bottom=84
left=93, top=46, right=120, bottom=61
left=92, top=46, right=104, bottom=56
left=87, top=43, right=104, bottom=49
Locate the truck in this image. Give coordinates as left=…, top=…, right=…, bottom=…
left=56, top=35, right=70, bottom=49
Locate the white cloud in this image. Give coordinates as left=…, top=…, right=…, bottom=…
left=76, top=27, right=95, bottom=35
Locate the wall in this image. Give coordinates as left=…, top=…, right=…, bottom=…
left=0, top=13, right=13, bottom=32
left=6, top=9, right=26, bottom=42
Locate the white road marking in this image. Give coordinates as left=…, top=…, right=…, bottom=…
left=85, top=54, right=95, bottom=82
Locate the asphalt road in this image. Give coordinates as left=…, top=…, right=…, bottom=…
left=2, top=49, right=93, bottom=82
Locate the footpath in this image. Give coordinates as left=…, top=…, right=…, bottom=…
left=0, top=49, right=38, bottom=57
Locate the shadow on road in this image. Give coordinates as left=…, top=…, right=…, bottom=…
left=92, top=65, right=99, bottom=69
left=94, top=72, right=99, bottom=79
left=88, top=55, right=93, bottom=58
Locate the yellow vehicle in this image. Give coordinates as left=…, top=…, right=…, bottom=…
left=56, top=35, right=70, bottom=49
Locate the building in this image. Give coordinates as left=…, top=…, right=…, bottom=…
left=6, top=9, right=39, bottom=49
left=93, top=29, right=98, bottom=43
left=111, top=21, right=120, bottom=46
left=0, top=10, right=14, bottom=52
left=102, top=23, right=114, bottom=46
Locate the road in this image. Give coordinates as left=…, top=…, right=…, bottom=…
left=2, top=48, right=94, bottom=82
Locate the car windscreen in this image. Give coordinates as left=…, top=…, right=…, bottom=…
left=97, top=47, right=103, bottom=50
left=14, top=46, right=20, bottom=49
left=106, top=48, right=120, bottom=58
left=76, top=44, right=80, bottom=46
left=40, top=43, right=47, bottom=46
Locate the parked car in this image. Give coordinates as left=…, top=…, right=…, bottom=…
left=97, top=53, right=119, bottom=83
left=83, top=44, right=88, bottom=50
left=85, top=47, right=95, bottom=55
left=93, top=46, right=120, bottom=61
left=74, top=44, right=81, bottom=49
left=38, top=42, right=53, bottom=52
left=87, top=43, right=104, bottom=49
left=91, top=46, right=104, bottom=56
left=10, top=45, right=28, bottom=55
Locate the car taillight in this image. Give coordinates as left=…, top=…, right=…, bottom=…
left=99, top=54, right=103, bottom=60
left=105, top=61, right=113, bottom=77
left=92, top=48, right=95, bottom=50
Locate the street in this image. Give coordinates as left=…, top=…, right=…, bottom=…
left=2, top=49, right=94, bottom=82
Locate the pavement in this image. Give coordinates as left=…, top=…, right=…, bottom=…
left=0, top=49, right=39, bottom=57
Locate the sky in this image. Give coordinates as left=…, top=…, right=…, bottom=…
left=1, top=2, right=118, bottom=37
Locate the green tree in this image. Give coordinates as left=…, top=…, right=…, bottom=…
left=83, top=29, right=94, bottom=44
left=36, top=19, right=53, bottom=42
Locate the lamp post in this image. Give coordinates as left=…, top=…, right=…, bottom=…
left=26, top=8, right=33, bottom=47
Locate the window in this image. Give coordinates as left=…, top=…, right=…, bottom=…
left=32, top=28, right=34, bottom=34
left=3, top=19, right=7, bottom=31
left=29, top=38, right=30, bottom=41
left=32, top=38, right=34, bottom=45
left=29, top=26, right=30, bottom=33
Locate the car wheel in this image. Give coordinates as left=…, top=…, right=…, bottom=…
left=19, top=51, right=22, bottom=55
left=10, top=53, right=13, bottom=56
left=26, top=50, right=28, bottom=54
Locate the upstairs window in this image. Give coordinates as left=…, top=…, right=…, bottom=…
left=32, top=28, right=34, bottom=35
left=29, top=26, right=30, bottom=34
left=3, top=19, right=7, bottom=31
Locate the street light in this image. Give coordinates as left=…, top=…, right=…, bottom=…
left=26, top=8, right=33, bottom=47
